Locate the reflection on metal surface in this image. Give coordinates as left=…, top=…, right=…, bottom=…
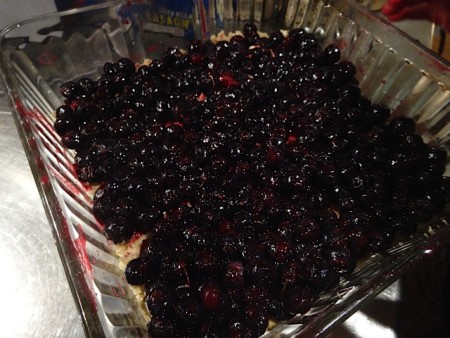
left=329, top=281, right=400, bottom=338
left=0, top=114, right=84, bottom=337
left=341, top=311, right=396, bottom=338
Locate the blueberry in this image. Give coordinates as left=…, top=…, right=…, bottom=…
left=103, top=61, right=118, bottom=75
left=243, top=23, right=258, bottom=38
left=60, top=81, right=80, bottom=99
left=117, top=57, right=136, bottom=76
left=322, top=44, right=341, bottom=65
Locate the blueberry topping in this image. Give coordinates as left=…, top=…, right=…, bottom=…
left=55, top=26, right=449, bottom=338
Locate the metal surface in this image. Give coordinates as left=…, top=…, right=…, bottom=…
left=0, top=108, right=84, bottom=338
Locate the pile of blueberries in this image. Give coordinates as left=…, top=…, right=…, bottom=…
left=54, top=23, right=449, bottom=338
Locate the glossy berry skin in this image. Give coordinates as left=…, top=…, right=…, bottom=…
left=201, top=282, right=222, bottom=311
left=54, top=24, right=449, bottom=338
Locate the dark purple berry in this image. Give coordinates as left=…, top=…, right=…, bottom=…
left=56, top=104, right=74, bottom=119
left=60, top=81, right=80, bottom=99
left=147, top=316, right=176, bottom=337
left=200, top=282, right=222, bottom=311
left=146, top=283, right=172, bottom=316
left=322, top=44, right=340, bottom=65
left=117, top=57, right=136, bottom=76
left=389, top=116, right=416, bottom=135
left=243, top=23, right=258, bottom=38
left=224, top=261, right=245, bottom=287
left=125, top=258, right=148, bottom=285
left=284, top=286, right=314, bottom=315
left=103, top=62, right=118, bottom=75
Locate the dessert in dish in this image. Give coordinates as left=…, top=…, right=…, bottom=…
left=54, top=23, right=449, bottom=337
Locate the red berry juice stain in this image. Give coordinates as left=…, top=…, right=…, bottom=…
left=40, top=175, right=50, bottom=185
left=219, top=71, right=239, bottom=87
left=37, top=50, right=59, bottom=65
left=286, top=134, right=297, bottom=144
left=74, top=224, right=93, bottom=276
left=111, top=277, right=128, bottom=298
left=49, top=166, right=84, bottom=198
left=15, top=99, right=93, bottom=197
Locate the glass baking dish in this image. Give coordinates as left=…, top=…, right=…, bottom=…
left=1, top=1, right=450, bottom=337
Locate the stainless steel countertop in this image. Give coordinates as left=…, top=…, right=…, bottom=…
left=0, top=104, right=85, bottom=338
